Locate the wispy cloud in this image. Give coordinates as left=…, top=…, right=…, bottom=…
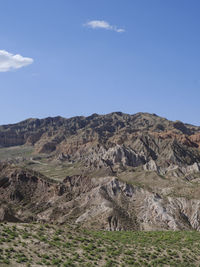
left=0, top=50, right=33, bottom=72
left=84, top=20, right=125, bottom=33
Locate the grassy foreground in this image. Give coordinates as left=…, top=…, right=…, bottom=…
left=0, top=223, right=200, bottom=267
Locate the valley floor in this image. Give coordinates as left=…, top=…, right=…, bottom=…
left=0, top=223, right=200, bottom=266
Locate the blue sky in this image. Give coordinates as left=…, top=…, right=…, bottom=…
left=0, top=0, right=200, bottom=125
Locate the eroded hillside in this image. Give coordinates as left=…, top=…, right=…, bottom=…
left=0, top=112, right=200, bottom=230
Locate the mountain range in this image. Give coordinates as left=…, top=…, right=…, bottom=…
left=1, top=112, right=200, bottom=231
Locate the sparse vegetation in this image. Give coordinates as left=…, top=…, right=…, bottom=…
left=1, top=222, right=200, bottom=266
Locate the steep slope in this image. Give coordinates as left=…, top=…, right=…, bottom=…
left=0, top=112, right=200, bottom=179
left=1, top=164, right=200, bottom=231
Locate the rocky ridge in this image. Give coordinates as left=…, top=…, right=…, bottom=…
left=0, top=112, right=200, bottom=178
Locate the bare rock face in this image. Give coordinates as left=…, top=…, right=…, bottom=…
left=0, top=206, right=21, bottom=222
left=144, top=159, right=158, bottom=172
left=190, top=133, right=200, bottom=148
left=84, top=145, right=145, bottom=170
left=1, top=164, right=200, bottom=231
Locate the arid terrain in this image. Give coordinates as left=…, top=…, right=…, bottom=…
left=1, top=222, right=200, bottom=266
left=0, top=112, right=200, bottom=266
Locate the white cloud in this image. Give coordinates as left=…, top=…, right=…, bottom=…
left=0, top=50, right=33, bottom=72
left=84, top=20, right=125, bottom=33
